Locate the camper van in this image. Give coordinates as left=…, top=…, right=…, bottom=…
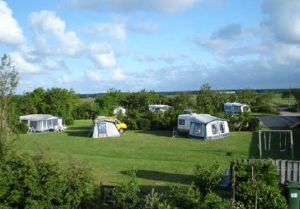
left=224, top=102, right=250, bottom=115
left=149, top=105, right=171, bottom=113
left=177, top=113, right=195, bottom=133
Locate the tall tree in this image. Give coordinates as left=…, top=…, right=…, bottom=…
left=196, top=83, right=216, bottom=114
left=0, top=54, right=19, bottom=158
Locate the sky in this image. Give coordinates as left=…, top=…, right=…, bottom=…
left=0, top=0, right=300, bottom=94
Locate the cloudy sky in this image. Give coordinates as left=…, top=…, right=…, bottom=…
left=0, top=0, right=300, bottom=94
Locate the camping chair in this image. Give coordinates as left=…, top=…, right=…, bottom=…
left=60, top=125, right=67, bottom=131
left=54, top=125, right=59, bottom=132
left=172, top=126, right=179, bottom=139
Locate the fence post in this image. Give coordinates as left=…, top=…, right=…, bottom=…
left=100, top=181, right=104, bottom=201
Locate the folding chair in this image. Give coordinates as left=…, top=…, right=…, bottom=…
left=172, top=126, right=179, bottom=139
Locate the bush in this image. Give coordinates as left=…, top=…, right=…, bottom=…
left=194, top=162, right=226, bottom=197
left=202, top=192, right=230, bottom=209
left=108, top=170, right=141, bottom=209
left=234, top=160, right=288, bottom=209
left=165, top=183, right=201, bottom=209
left=14, top=122, right=28, bottom=134
left=0, top=153, right=97, bottom=208
left=64, top=117, right=74, bottom=125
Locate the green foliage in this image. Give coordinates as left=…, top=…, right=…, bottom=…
left=247, top=117, right=260, bottom=131
left=143, top=188, right=162, bottom=209
left=202, top=192, right=230, bottom=209
left=234, top=159, right=288, bottom=209
left=0, top=54, right=19, bottom=159
left=60, top=159, right=96, bottom=208
left=194, top=161, right=226, bottom=196
left=236, top=180, right=287, bottom=209
left=227, top=113, right=260, bottom=132
left=165, top=183, right=201, bottom=209
left=21, top=87, right=80, bottom=122
left=109, top=170, right=141, bottom=209
left=64, top=117, right=74, bottom=125
left=0, top=153, right=97, bottom=208
left=14, top=122, right=28, bottom=134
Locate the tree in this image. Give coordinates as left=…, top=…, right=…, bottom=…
left=20, top=87, right=80, bottom=125
left=94, top=88, right=126, bottom=116
left=20, top=87, right=47, bottom=114
left=234, top=160, right=287, bottom=209
left=0, top=54, right=18, bottom=158
left=194, top=161, right=226, bottom=197
left=196, top=84, right=217, bottom=114
left=171, top=92, right=196, bottom=111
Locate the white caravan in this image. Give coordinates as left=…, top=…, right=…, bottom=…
left=177, top=113, right=195, bottom=133
left=224, top=102, right=250, bottom=115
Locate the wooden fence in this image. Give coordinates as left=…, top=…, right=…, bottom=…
left=242, top=159, right=300, bottom=184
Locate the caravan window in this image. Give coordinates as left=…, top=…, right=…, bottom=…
left=178, top=119, right=186, bottom=125
left=211, top=124, right=218, bottom=135
left=220, top=122, right=225, bottom=133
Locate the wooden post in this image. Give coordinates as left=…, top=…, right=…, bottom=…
left=100, top=181, right=104, bottom=201
left=258, top=131, right=262, bottom=158
left=290, top=130, right=294, bottom=160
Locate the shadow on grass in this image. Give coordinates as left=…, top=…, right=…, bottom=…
left=249, top=128, right=300, bottom=160
left=134, top=130, right=175, bottom=138
left=65, top=125, right=91, bottom=137
left=121, top=169, right=194, bottom=185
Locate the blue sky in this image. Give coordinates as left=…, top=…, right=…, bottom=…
left=0, top=0, right=300, bottom=94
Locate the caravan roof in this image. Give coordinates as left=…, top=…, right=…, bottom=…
left=20, top=114, right=61, bottom=121
left=190, top=114, right=227, bottom=124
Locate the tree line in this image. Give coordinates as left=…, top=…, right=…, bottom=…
left=11, top=83, right=300, bottom=133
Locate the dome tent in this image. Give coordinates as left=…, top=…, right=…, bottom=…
left=91, top=120, right=121, bottom=138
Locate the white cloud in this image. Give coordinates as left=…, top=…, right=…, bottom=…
left=111, top=67, right=126, bottom=81
left=44, top=59, right=67, bottom=71
left=85, top=69, right=102, bottom=82
left=194, top=23, right=244, bottom=56
left=0, top=0, right=25, bottom=45
left=58, top=74, right=73, bottom=83
left=90, top=42, right=113, bottom=53
left=28, top=10, right=82, bottom=56
left=91, top=51, right=116, bottom=68
left=150, top=0, right=203, bottom=13
left=10, top=52, right=41, bottom=73
left=262, top=0, right=300, bottom=43
left=70, top=0, right=203, bottom=14
left=129, top=20, right=159, bottom=34
left=160, top=51, right=174, bottom=63
left=87, top=23, right=126, bottom=41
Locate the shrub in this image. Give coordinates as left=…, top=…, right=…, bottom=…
left=14, top=122, right=28, bottom=134
left=194, top=162, right=226, bottom=197
left=202, top=192, right=230, bottom=209
left=165, top=183, right=201, bottom=209
left=64, top=117, right=74, bottom=125
left=108, top=170, right=141, bottom=209
left=0, top=153, right=96, bottom=208
left=234, top=160, right=288, bottom=209
left=143, top=188, right=162, bottom=209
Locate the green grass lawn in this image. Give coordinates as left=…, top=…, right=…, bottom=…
left=14, top=120, right=299, bottom=188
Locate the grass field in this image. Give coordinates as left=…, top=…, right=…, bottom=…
left=15, top=120, right=300, bottom=188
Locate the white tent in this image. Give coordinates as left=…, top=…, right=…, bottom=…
left=189, top=114, right=230, bottom=140
left=19, top=114, right=63, bottom=132
left=91, top=121, right=121, bottom=138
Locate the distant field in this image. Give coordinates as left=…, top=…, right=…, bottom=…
left=15, top=120, right=300, bottom=187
